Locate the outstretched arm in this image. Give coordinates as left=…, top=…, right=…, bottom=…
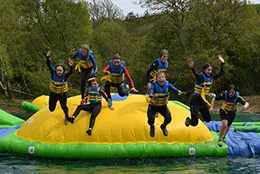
left=123, top=67, right=138, bottom=93
left=168, top=83, right=184, bottom=95
left=237, top=96, right=249, bottom=109
left=89, top=52, right=97, bottom=73
left=100, top=89, right=114, bottom=110
left=103, top=64, right=110, bottom=74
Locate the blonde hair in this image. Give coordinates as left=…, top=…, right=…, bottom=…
left=160, top=49, right=169, bottom=57
left=82, top=44, right=89, bottom=51
left=156, top=72, right=166, bottom=80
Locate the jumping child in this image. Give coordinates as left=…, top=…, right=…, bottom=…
left=102, top=53, right=138, bottom=106
left=46, top=50, right=74, bottom=124
left=185, top=55, right=225, bottom=127
left=71, top=78, right=114, bottom=135
left=148, top=72, right=185, bottom=137
left=210, top=84, right=249, bottom=146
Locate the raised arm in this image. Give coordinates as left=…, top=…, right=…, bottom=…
left=46, top=50, right=55, bottom=73
left=187, top=58, right=204, bottom=83
left=64, top=59, right=74, bottom=80
left=212, top=55, right=225, bottom=80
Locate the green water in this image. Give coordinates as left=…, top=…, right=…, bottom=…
left=1, top=153, right=260, bottom=173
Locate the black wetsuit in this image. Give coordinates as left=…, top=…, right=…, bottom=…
left=46, top=56, right=72, bottom=120
left=189, top=63, right=224, bottom=126
left=215, top=92, right=246, bottom=126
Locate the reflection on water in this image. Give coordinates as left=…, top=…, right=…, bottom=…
left=1, top=153, right=260, bottom=173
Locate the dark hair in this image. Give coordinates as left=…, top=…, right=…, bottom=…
left=113, top=53, right=121, bottom=60
left=202, top=63, right=212, bottom=71
left=227, top=84, right=236, bottom=92
left=88, top=77, right=99, bottom=84
left=55, top=64, right=66, bottom=72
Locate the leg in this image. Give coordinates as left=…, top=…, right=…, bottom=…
left=219, top=119, right=228, bottom=141
left=187, top=102, right=200, bottom=127
left=147, top=104, right=157, bottom=137
left=118, top=83, right=129, bottom=97
left=48, top=93, right=58, bottom=112
left=158, top=106, right=171, bottom=136
left=104, top=81, right=112, bottom=99
left=159, top=106, right=172, bottom=128
left=59, top=93, right=69, bottom=118
left=86, top=104, right=101, bottom=135
left=199, top=105, right=211, bottom=123
left=72, top=104, right=92, bottom=119
left=80, top=69, right=88, bottom=99
left=59, top=93, right=73, bottom=124
left=223, top=112, right=236, bottom=139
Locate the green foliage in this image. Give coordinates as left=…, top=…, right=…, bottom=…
left=1, top=0, right=260, bottom=102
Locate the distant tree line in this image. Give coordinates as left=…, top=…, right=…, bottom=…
left=1, top=0, right=260, bottom=105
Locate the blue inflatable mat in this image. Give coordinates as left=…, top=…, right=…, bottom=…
left=205, top=121, right=260, bottom=156
left=0, top=125, right=21, bottom=139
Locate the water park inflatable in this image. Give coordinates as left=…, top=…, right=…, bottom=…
left=0, top=94, right=260, bottom=159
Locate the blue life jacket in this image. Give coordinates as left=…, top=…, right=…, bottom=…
left=49, top=73, right=68, bottom=94
left=221, top=90, right=239, bottom=112
left=150, top=81, right=170, bottom=106
left=88, top=86, right=102, bottom=104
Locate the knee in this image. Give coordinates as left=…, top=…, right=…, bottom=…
left=190, top=119, right=199, bottom=126
left=204, top=117, right=211, bottom=123
left=222, top=120, right=228, bottom=127
left=49, top=105, right=55, bottom=112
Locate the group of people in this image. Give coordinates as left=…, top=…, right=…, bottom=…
left=46, top=45, right=138, bottom=135
left=46, top=45, right=249, bottom=145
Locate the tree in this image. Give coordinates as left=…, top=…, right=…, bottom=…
left=88, top=0, right=124, bottom=23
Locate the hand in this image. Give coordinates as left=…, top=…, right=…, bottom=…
left=187, top=58, right=194, bottom=68
left=130, top=87, right=139, bottom=93
left=68, top=59, right=73, bottom=67
left=71, top=48, right=76, bottom=55
left=218, top=55, right=224, bottom=63
left=109, top=106, right=115, bottom=110
left=147, top=82, right=152, bottom=90
left=243, top=102, right=249, bottom=109
left=179, top=91, right=186, bottom=96
left=104, top=71, right=110, bottom=75
left=47, top=50, right=51, bottom=57
left=209, top=107, right=214, bottom=114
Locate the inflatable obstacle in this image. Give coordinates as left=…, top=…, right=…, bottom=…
left=1, top=94, right=228, bottom=159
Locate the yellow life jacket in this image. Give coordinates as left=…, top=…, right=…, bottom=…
left=194, top=72, right=213, bottom=106
left=220, top=91, right=239, bottom=112
left=150, top=81, right=170, bottom=106
left=75, top=60, right=93, bottom=72
left=49, top=80, right=68, bottom=94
